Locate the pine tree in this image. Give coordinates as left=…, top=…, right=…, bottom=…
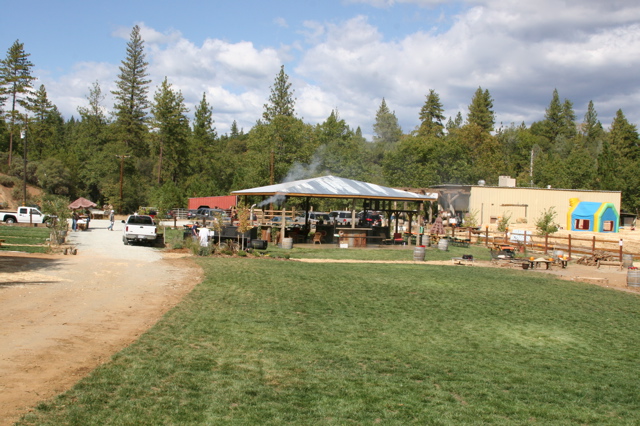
left=418, top=89, right=445, bottom=138
left=193, top=93, right=216, bottom=145
left=446, top=112, right=464, bottom=132
left=149, top=77, right=190, bottom=184
left=262, top=65, right=295, bottom=123
left=560, top=98, right=577, bottom=140
left=0, top=40, right=36, bottom=166
left=111, top=25, right=151, bottom=157
left=230, top=120, right=240, bottom=138
left=25, top=84, right=55, bottom=159
left=188, top=92, right=226, bottom=194
left=580, top=100, right=603, bottom=154
left=609, top=109, right=640, bottom=159
left=466, top=87, right=494, bottom=133
left=77, top=81, right=107, bottom=125
left=542, top=89, right=563, bottom=142
left=373, top=98, right=402, bottom=145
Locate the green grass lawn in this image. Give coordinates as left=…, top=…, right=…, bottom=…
left=19, top=257, right=640, bottom=424
left=0, top=225, right=50, bottom=253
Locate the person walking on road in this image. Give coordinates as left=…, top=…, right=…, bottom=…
left=107, top=210, right=115, bottom=231
left=71, top=210, right=78, bottom=232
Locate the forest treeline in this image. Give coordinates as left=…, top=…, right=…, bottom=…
left=1, top=26, right=639, bottom=214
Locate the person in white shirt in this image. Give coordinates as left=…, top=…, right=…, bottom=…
left=198, top=226, right=211, bottom=248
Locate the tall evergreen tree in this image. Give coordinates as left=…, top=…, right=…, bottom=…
left=609, top=109, right=640, bottom=159
left=230, top=120, right=240, bottom=138
left=535, top=89, right=577, bottom=154
left=73, top=81, right=112, bottom=201
left=315, top=109, right=370, bottom=180
left=111, top=25, right=151, bottom=157
left=0, top=40, right=36, bottom=166
left=185, top=92, right=233, bottom=196
left=580, top=100, right=603, bottom=154
left=418, top=89, right=445, bottom=138
left=560, top=98, right=577, bottom=140
left=262, top=65, right=295, bottom=123
left=149, top=77, right=190, bottom=184
left=77, top=81, right=107, bottom=125
left=193, top=93, right=217, bottom=145
left=254, top=65, right=312, bottom=185
left=25, top=84, right=55, bottom=159
left=541, top=88, right=563, bottom=142
left=466, top=87, right=494, bottom=133
left=373, top=98, right=402, bottom=145
left=446, top=112, right=464, bottom=132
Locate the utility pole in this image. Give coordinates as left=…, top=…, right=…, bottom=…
left=20, top=117, right=28, bottom=207
left=115, top=155, right=130, bottom=213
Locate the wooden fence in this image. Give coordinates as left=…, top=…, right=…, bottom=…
left=451, top=226, right=634, bottom=261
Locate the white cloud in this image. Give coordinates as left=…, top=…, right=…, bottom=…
left=39, top=1, right=640, bottom=138
left=274, top=17, right=288, bottom=28
left=295, top=2, right=640, bottom=133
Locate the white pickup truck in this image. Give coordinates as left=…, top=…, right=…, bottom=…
left=0, top=206, right=50, bottom=224
left=122, top=214, right=158, bottom=245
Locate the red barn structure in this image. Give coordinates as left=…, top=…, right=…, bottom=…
left=188, top=195, right=237, bottom=210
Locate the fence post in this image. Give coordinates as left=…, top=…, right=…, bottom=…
left=568, top=234, right=572, bottom=260
left=544, top=234, right=548, bottom=254
left=619, top=239, right=623, bottom=262
left=592, top=236, right=596, bottom=255
left=485, top=226, right=489, bottom=247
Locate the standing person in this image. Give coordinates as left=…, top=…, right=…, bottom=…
left=198, top=226, right=211, bottom=252
left=191, top=222, right=199, bottom=241
left=71, top=210, right=78, bottom=232
left=85, top=210, right=91, bottom=229
left=107, top=210, right=115, bottom=231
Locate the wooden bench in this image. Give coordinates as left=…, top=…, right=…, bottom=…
left=597, top=260, right=623, bottom=270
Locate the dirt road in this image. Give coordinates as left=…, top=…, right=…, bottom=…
left=0, top=220, right=201, bottom=425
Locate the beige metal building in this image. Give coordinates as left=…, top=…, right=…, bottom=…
left=433, top=177, right=621, bottom=229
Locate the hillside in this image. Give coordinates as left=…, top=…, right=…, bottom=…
left=0, top=174, right=44, bottom=209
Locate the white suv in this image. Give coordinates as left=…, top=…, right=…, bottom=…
left=330, top=210, right=356, bottom=225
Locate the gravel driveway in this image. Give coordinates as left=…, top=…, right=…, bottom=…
left=0, top=219, right=200, bottom=425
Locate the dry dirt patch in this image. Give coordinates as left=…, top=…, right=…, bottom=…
left=0, top=221, right=200, bottom=426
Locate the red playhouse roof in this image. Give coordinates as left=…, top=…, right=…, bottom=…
left=188, top=195, right=237, bottom=210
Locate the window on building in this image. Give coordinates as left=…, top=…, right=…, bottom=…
left=603, top=221, right=614, bottom=232
left=575, top=219, right=590, bottom=230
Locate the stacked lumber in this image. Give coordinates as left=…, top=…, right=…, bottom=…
left=576, top=251, right=617, bottom=266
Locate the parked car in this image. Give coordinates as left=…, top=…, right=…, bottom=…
left=330, top=210, right=356, bottom=225
left=357, top=211, right=383, bottom=227
left=186, top=209, right=199, bottom=220
left=0, top=206, right=51, bottom=224
left=295, top=211, right=331, bottom=225
left=271, top=216, right=294, bottom=225
left=190, top=208, right=228, bottom=223
left=122, top=214, right=157, bottom=245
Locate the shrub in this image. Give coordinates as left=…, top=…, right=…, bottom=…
left=497, top=212, right=512, bottom=232
left=535, top=207, right=560, bottom=236
left=0, top=175, right=18, bottom=188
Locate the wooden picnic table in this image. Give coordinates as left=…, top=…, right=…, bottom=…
left=529, top=258, right=553, bottom=270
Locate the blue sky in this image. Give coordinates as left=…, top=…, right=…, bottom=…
left=2, top=0, right=640, bottom=138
